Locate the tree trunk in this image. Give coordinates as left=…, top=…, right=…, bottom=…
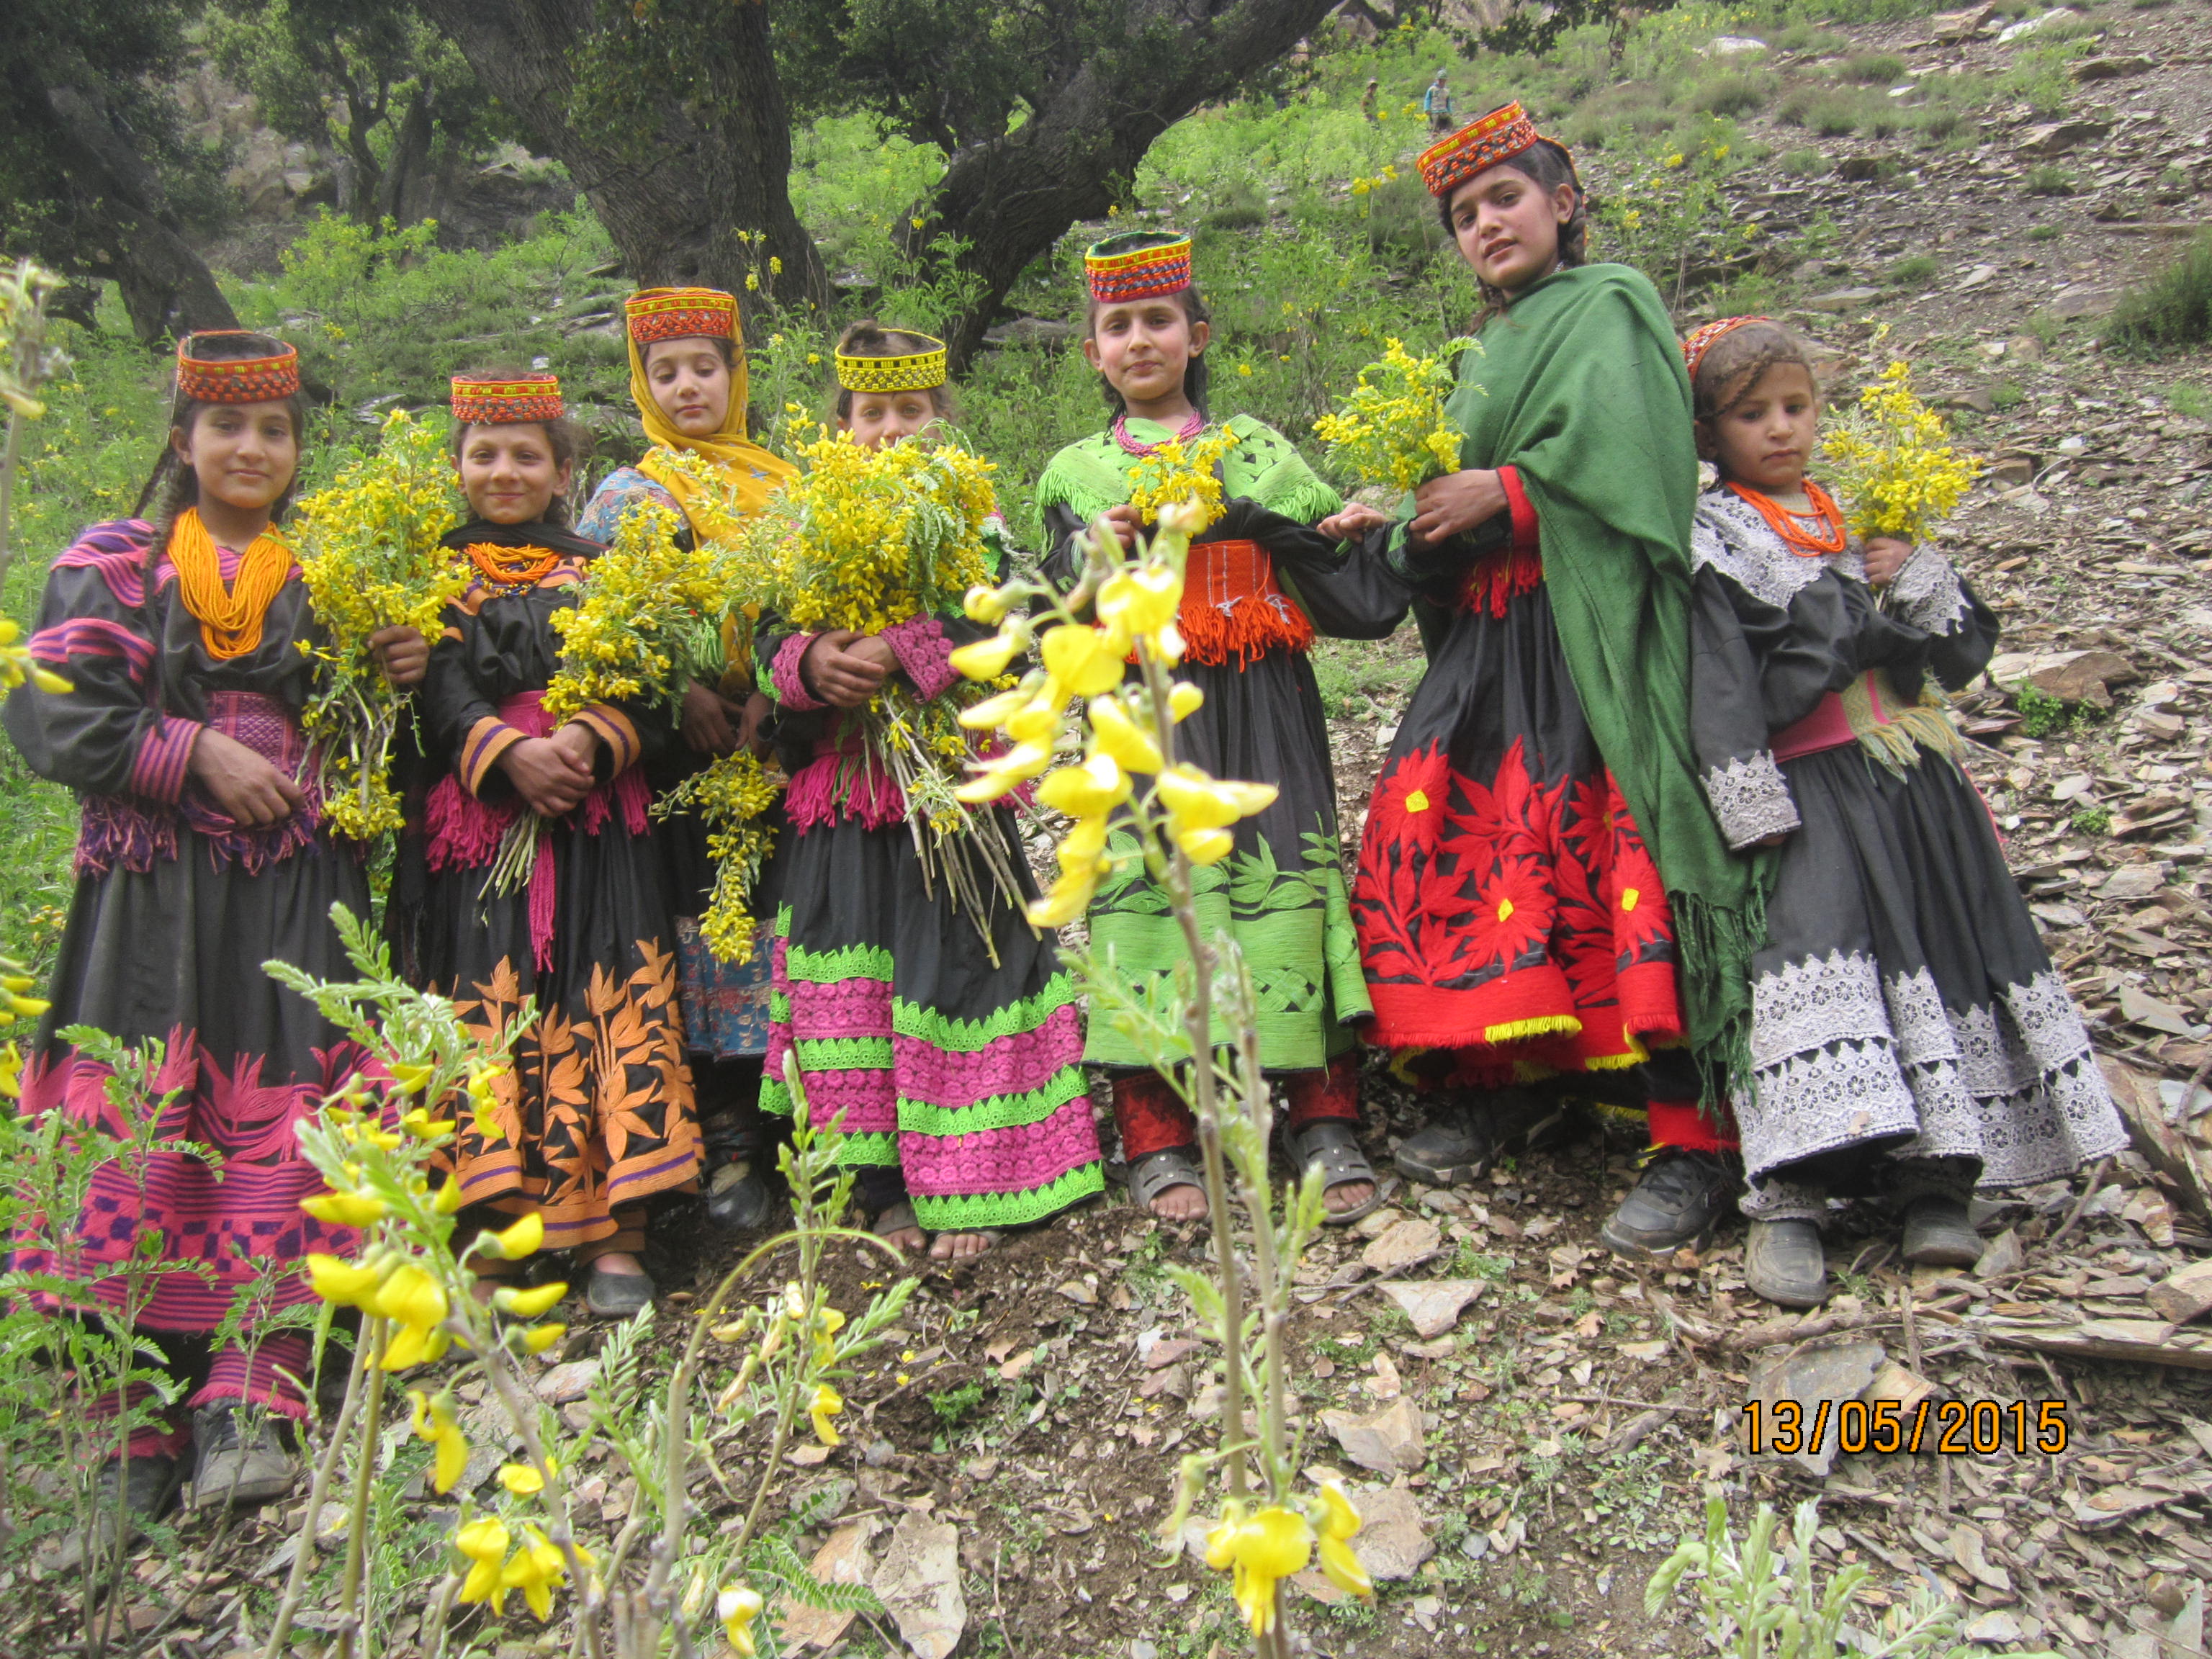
left=921, top=0, right=1341, bottom=366
left=413, top=0, right=824, bottom=329
left=40, top=80, right=240, bottom=343
left=380, top=86, right=436, bottom=225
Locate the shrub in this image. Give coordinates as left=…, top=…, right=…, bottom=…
left=1888, top=255, right=1940, bottom=288
left=1202, top=179, right=1269, bottom=230
left=1840, top=52, right=1907, bottom=83
left=1779, top=87, right=1873, bottom=136
left=2028, top=222, right=2063, bottom=240
left=2168, top=381, right=2211, bottom=419
left=2025, top=164, right=2077, bottom=197
left=2104, top=230, right=2212, bottom=354
left=1779, top=146, right=1829, bottom=176
left=1992, top=379, right=2026, bottom=410
left=1693, top=71, right=1773, bottom=116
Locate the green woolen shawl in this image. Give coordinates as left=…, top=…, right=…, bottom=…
left=1440, top=261, right=1773, bottom=1094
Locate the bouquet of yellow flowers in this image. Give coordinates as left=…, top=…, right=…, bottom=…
left=1313, top=337, right=1477, bottom=492
left=1819, top=359, right=1981, bottom=541
left=654, top=750, right=780, bottom=963
left=543, top=502, right=727, bottom=722
left=292, top=410, right=469, bottom=839
left=1124, top=426, right=1236, bottom=532
left=747, top=426, right=1024, bottom=945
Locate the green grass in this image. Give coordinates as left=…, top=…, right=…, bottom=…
left=2105, top=230, right=2212, bottom=356
left=1889, top=255, right=1941, bottom=288
left=1311, top=636, right=1424, bottom=720
left=2169, top=382, right=2211, bottom=419
left=2025, top=164, right=2077, bottom=197
left=2028, top=222, right=2064, bottom=240
left=1838, top=51, right=1907, bottom=83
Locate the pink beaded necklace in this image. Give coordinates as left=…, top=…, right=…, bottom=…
left=1110, top=408, right=1205, bottom=457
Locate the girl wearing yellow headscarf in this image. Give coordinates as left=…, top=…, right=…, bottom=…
left=577, top=287, right=795, bottom=1233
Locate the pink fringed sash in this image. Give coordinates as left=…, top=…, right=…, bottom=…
left=785, top=735, right=908, bottom=834
left=423, top=691, right=650, bottom=970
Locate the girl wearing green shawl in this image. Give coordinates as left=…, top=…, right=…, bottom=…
left=1326, top=104, right=1767, bottom=1250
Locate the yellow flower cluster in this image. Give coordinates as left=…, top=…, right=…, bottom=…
left=1312, top=337, right=1474, bottom=492
left=951, top=503, right=1277, bottom=927
left=1123, top=426, right=1236, bottom=533
left=658, top=750, right=781, bottom=963
left=454, top=1515, right=587, bottom=1619
left=1205, top=1483, right=1372, bottom=1635
left=0, top=950, right=48, bottom=1101
left=1819, top=359, right=1982, bottom=541
left=0, top=619, right=68, bottom=698
left=752, top=426, right=999, bottom=637
left=544, top=502, right=724, bottom=723
left=292, top=411, right=468, bottom=839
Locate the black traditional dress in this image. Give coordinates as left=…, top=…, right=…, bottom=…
left=390, top=520, right=699, bottom=1253
left=5, top=517, right=372, bottom=1426
left=1687, top=485, right=2126, bottom=1211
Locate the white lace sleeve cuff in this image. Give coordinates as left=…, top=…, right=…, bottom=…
left=1703, top=751, right=1802, bottom=849
left=1887, top=547, right=1969, bottom=635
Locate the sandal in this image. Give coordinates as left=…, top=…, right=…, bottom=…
left=1287, top=1119, right=1387, bottom=1227
left=872, top=1199, right=926, bottom=1253
left=1127, top=1146, right=1205, bottom=1218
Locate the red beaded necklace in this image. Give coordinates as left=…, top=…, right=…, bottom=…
left=1727, top=479, right=1848, bottom=557
left=1110, top=408, right=1205, bottom=458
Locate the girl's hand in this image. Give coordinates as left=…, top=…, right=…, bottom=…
left=803, top=629, right=893, bottom=709
left=369, top=624, right=429, bottom=690
left=500, top=735, right=594, bottom=817
left=188, top=727, right=307, bottom=828
left=1408, top=469, right=1508, bottom=548
left=680, top=680, right=739, bottom=755
left=1861, top=536, right=1913, bottom=588
left=736, top=691, right=774, bottom=755
left=1318, top=503, right=1393, bottom=543
left=1099, top=504, right=1141, bottom=551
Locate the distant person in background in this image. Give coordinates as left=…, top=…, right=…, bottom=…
left=1424, top=71, right=1455, bottom=134
left=1362, top=78, right=1381, bottom=123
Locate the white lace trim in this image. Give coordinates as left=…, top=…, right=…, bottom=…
left=1734, top=958, right=2128, bottom=1189
left=1702, top=751, right=1801, bottom=848
left=1691, top=490, right=1845, bottom=610
left=1887, top=546, right=1970, bottom=635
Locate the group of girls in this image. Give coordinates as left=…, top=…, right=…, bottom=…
left=6, top=92, right=2128, bottom=1534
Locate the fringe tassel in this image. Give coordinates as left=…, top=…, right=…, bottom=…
left=529, top=835, right=557, bottom=974
left=1480, top=1013, right=1583, bottom=1046
left=784, top=746, right=908, bottom=833
left=1667, top=882, right=1771, bottom=1118
left=1458, top=545, right=1545, bottom=619
left=1176, top=540, right=1316, bottom=667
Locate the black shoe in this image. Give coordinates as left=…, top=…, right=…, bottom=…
left=706, top=1156, right=774, bottom=1231
left=1599, top=1149, right=1735, bottom=1258
left=1745, top=1218, right=1829, bottom=1308
left=585, top=1260, right=656, bottom=1318
left=1393, top=1100, right=1496, bottom=1187
left=37, top=1452, right=181, bottom=1570
left=1900, top=1195, right=1982, bottom=1267
left=191, top=1405, right=297, bottom=1509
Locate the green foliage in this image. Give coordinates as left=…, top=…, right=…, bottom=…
left=1593, top=119, right=1750, bottom=306
left=1839, top=52, right=1907, bottom=82
left=2015, top=683, right=2067, bottom=736
left=2105, top=230, right=2212, bottom=356
left=1693, top=71, right=1776, bottom=116
left=2025, top=163, right=2078, bottom=197
left=1888, top=255, right=1940, bottom=289
left=1779, top=146, right=1828, bottom=177
left=928, top=1379, right=987, bottom=1428
left=2167, top=380, right=2211, bottom=419
left=2072, top=804, right=2113, bottom=837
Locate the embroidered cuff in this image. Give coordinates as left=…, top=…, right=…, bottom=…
left=1498, top=466, right=1540, bottom=557
left=1887, top=547, right=1969, bottom=635
left=460, top=716, right=528, bottom=799
left=770, top=632, right=827, bottom=711
left=881, top=616, right=958, bottom=701
left=572, top=703, right=641, bottom=774
left=1702, top=751, right=1801, bottom=849
left=130, top=716, right=202, bottom=804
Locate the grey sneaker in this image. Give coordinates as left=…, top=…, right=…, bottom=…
left=585, top=1261, right=655, bottom=1318
left=1901, top=1195, right=1982, bottom=1267
left=191, top=1406, right=297, bottom=1509
left=1745, top=1219, right=1830, bottom=1308
left=1599, top=1150, right=1736, bottom=1258
left=37, top=1452, right=180, bottom=1570
left=1393, top=1098, right=1497, bottom=1187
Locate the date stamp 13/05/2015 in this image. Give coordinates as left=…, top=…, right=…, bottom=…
left=1741, top=1398, right=2071, bottom=1458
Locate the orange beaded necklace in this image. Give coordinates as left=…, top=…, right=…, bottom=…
left=464, top=541, right=562, bottom=593
left=1727, top=479, right=1847, bottom=557
left=168, top=508, right=294, bottom=660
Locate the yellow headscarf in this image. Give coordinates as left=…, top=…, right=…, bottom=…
left=625, top=288, right=795, bottom=548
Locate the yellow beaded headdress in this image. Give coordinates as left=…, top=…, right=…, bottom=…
left=1417, top=100, right=1572, bottom=199
left=175, top=332, right=301, bottom=403
left=1681, top=316, right=1774, bottom=382
left=835, top=332, right=949, bottom=395
left=450, top=373, right=565, bottom=425
left=1084, top=231, right=1195, bottom=304
left=625, top=287, right=739, bottom=346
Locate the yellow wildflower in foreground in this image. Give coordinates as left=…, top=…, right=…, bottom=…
left=454, top=1516, right=511, bottom=1609
left=1313, top=337, right=1476, bottom=493
left=809, top=1382, right=845, bottom=1446
left=1818, top=359, right=1981, bottom=541
left=1205, top=1503, right=1314, bottom=1636
left=719, top=1585, right=766, bottom=1656
left=407, top=1389, right=469, bottom=1494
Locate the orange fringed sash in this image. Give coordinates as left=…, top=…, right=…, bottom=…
left=1176, top=540, right=1314, bottom=666
left=1457, top=543, right=1545, bottom=619
left=169, top=508, right=294, bottom=661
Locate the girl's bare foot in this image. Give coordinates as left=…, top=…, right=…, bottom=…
left=881, top=1223, right=927, bottom=1254
left=873, top=1200, right=926, bottom=1255
left=1150, top=1182, right=1208, bottom=1222
left=590, top=1250, right=647, bottom=1277
left=1323, top=1179, right=1376, bottom=1215
left=928, top=1231, right=996, bottom=1261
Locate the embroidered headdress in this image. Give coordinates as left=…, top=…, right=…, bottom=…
left=175, top=332, right=301, bottom=403
left=625, top=287, right=739, bottom=346
left=1084, top=231, right=1195, bottom=304
left=1681, top=316, right=1773, bottom=382
left=835, top=332, right=949, bottom=395
left=1417, top=100, right=1570, bottom=199
left=450, top=372, right=565, bottom=425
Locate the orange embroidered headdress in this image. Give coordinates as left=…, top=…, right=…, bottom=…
left=1417, top=100, right=1570, bottom=199
left=624, top=287, right=738, bottom=346
left=1084, top=232, right=1194, bottom=304
left=1681, top=316, right=1773, bottom=381
left=175, top=332, right=301, bottom=403
left=450, top=372, right=564, bottom=425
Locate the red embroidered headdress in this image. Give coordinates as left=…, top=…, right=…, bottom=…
left=1417, top=100, right=1570, bottom=199
left=1681, top=316, right=1773, bottom=381
left=624, top=287, right=739, bottom=346
left=1084, top=232, right=1194, bottom=304
left=450, top=373, right=565, bottom=425
left=175, top=332, right=301, bottom=403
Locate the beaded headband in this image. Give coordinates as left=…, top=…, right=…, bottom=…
left=175, top=333, right=301, bottom=403
left=626, top=287, right=739, bottom=347
left=1417, top=101, right=1572, bottom=199
left=835, top=334, right=949, bottom=395
left=450, top=373, right=565, bottom=425
left=1084, top=232, right=1194, bottom=304
left=1682, top=316, right=1775, bottom=382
